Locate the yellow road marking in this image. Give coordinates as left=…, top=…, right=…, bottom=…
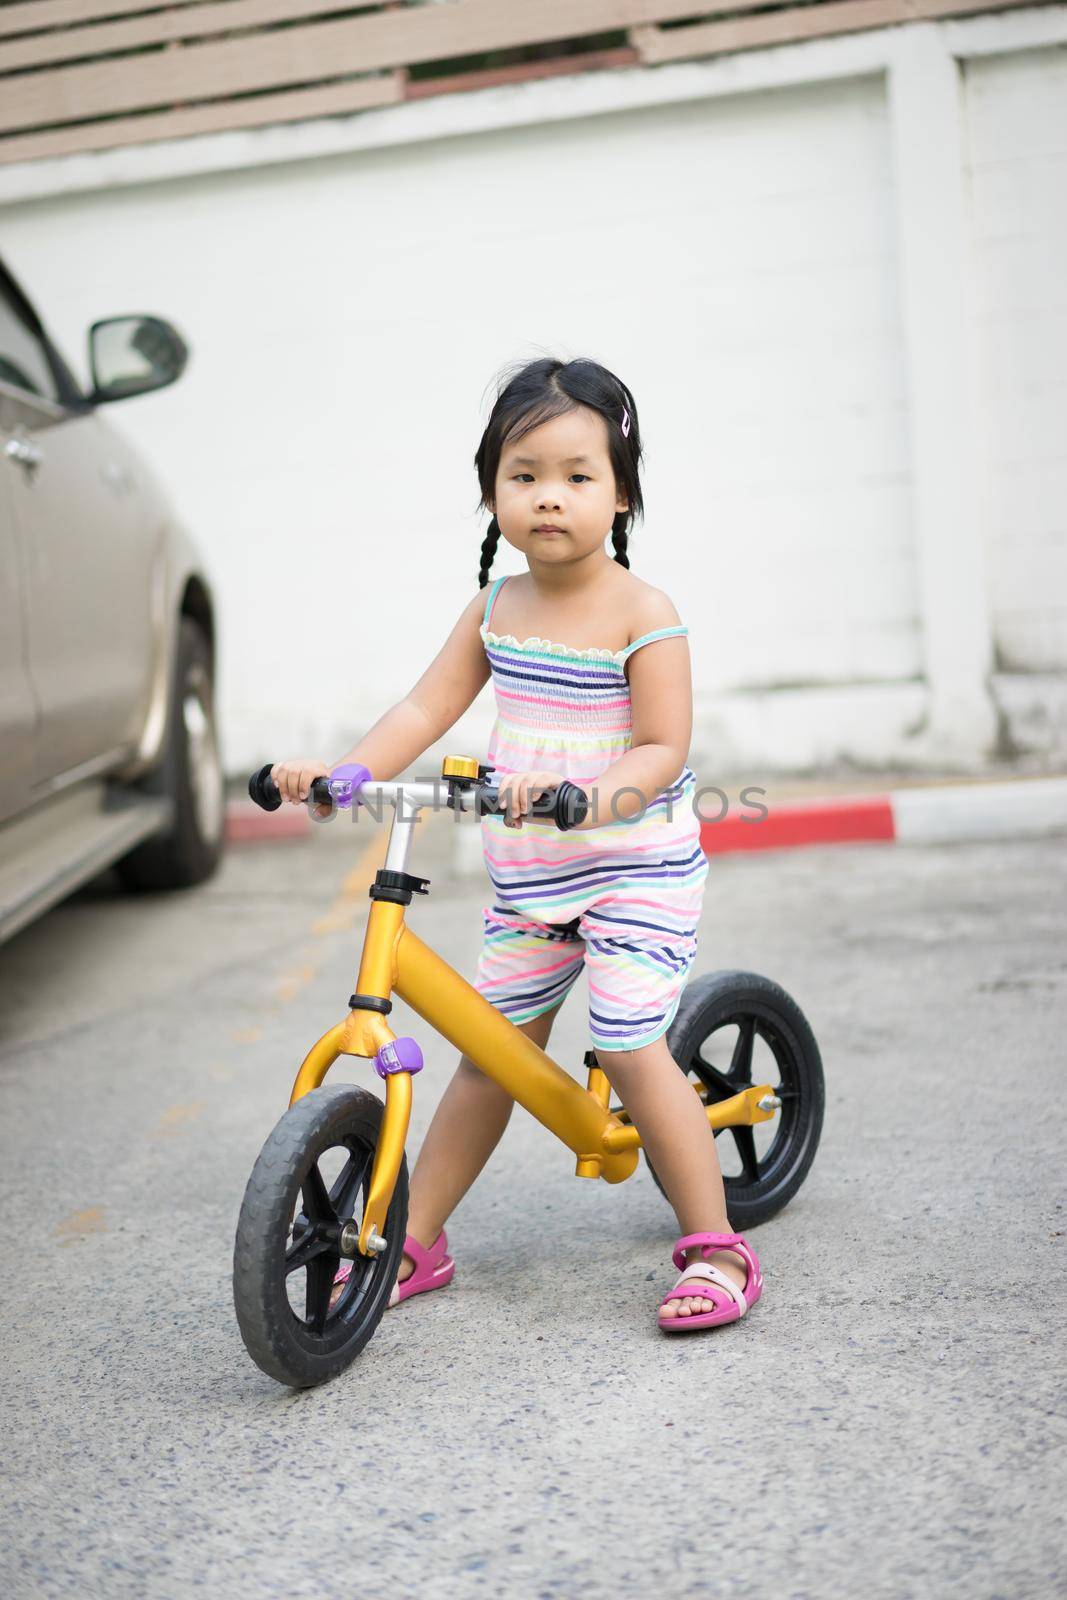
left=310, top=826, right=390, bottom=937
left=152, top=1101, right=206, bottom=1136
left=55, top=1206, right=106, bottom=1242
left=275, top=962, right=318, bottom=1004
left=230, top=1025, right=263, bottom=1045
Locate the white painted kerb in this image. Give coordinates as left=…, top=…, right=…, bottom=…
left=892, top=778, right=1067, bottom=842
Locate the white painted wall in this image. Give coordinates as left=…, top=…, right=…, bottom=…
left=1, top=9, right=1064, bottom=778
left=965, top=45, right=1067, bottom=675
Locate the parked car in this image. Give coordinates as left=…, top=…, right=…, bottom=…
left=0, top=256, right=223, bottom=943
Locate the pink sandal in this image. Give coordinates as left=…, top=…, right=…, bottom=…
left=657, top=1230, right=762, bottom=1334
left=332, top=1228, right=455, bottom=1309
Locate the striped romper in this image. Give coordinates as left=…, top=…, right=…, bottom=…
left=472, top=573, right=711, bottom=1052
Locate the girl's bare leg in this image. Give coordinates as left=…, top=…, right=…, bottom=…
left=596, top=1036, right=749, bottom=1320
left=396, top=1004, right=563, bottom=1282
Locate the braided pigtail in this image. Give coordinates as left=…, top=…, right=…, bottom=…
left=610, top=512, right=631, bottom=570
left=478, top=515, right=501, bottom=588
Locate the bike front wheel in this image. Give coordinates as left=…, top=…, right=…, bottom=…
left=233, top=1084, right=408, bottom=1388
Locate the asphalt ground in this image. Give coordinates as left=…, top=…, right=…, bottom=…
left=1, top=809, right=1065, bottom=1600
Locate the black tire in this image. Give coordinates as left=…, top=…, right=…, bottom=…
left=644, top=971, right=825, bottom=1229
left=233, top=1084, right=408, bottom=1389
left=115, top=616, right=224, bottom=891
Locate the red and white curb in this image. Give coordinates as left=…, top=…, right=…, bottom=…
left=225, top=802, right=317, bottom=843
left=226, top=776, right=1067, bottom=857
left=699, top=776, right=1067, bottom=856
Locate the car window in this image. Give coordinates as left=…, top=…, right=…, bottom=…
left=0, top=282, right=60, bottom=403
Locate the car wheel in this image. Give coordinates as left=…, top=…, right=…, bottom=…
left=116, top=615, right=225, bottom=891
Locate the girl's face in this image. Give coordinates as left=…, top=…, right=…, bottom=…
left=491, top=406, right=628, bottom=567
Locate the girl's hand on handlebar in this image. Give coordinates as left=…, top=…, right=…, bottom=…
left=496, top=769, right=567, bottom=829
left=270, top=759, right=332, bottom=818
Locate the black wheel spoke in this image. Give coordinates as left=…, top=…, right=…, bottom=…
left=301, top=1161, right=335, bottom=1226
left=729, top=1017, right=756, bottom=1085
left=329, top=1149, right=371, bottom=1222
left=731, top=1125, right=761, bottom=1185
left=305, top=1248, right=339, bottom=1333
left=285, top=1227, right=334, bottom=1277
left=692, top=1053, right=739, bottom=1102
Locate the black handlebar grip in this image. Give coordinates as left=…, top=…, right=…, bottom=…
left=485, top=779, right=589, bottom=831
left=248, top=765, right=334, bottom=813
left=554, top=780, right=589, bottom=831
left=249, top=764, right=281, bottom=811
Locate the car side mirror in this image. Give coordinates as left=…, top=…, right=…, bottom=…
left=88, top=314, right=189, bottom=404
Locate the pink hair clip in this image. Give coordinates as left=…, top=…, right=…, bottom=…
left=621, top=407, right=631, bottom=438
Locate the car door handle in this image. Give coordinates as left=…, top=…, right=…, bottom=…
left=4, top=435, right=44, bottom=469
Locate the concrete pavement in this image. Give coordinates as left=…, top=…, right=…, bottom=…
left=1, top=809, right=1065, bottom=1599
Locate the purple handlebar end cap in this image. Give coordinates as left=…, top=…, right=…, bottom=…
left=374, top=1037, right=424, bottom=1080
left=328, top=761, right=372, bottom=811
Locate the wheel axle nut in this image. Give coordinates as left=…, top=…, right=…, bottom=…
left=757, top=1093, right=781, bottom=1112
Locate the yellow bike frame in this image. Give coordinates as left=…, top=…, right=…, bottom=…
left=287, top=760, right=777, bottom=1259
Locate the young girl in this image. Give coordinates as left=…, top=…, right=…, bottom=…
left=271, top=357, right=762, bottom=1335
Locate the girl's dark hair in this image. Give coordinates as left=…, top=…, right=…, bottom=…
left=474, top=356, right=644, bottom=588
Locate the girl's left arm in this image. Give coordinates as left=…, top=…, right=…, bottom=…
left=572, top=596, right=693, bottom=832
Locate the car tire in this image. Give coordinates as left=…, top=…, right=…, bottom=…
left=115, top=615, right=225, bottom=891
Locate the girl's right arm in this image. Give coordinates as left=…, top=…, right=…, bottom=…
left=270, top=590, right=491, bottom=808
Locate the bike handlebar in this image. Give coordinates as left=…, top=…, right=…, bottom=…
left=247, top=765, right=589, bottom=831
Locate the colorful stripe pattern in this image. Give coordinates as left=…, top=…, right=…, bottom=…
left=472, top=573, right=710, bottom=1051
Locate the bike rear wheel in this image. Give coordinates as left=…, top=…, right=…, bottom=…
left=644, top=970, right=825, bottom=1229
left=233, top=1084, right=408, bottom=1388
